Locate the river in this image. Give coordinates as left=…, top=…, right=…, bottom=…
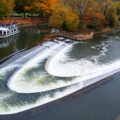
left=0, top=27, right=120, bottom=120
left=0, top=26, right=49, bottom=61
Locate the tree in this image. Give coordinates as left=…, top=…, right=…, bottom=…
left=31, top=0, right=58, bottom=17
left=104, top=0, right=118, bottom=27
left=79, top=0, right=118, bottom=28
left=117, top=1, right=120, bottom=20
left=14, top=0, right=32, bottom=18
left=49, top=6, right=79, bottom=32
left=0, top=0, right=14, bottom=17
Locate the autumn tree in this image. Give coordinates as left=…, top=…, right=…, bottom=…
left=0, top=0, right=14, bottom=17
left=31, top=0, right=58, bottom=17
left=79, top=0, right=118, bottom=28
left=49, top=4, right=79, bottom=32
left=116, top=1, right=120, bottom=20
left=103, top=0, right=118, bottom=27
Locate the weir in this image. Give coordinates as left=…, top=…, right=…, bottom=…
left=0, top=35, right=120, bottom=115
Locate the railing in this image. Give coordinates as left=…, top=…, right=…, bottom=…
left=0, top=24, right=18, bottom=30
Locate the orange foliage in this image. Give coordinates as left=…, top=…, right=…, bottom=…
left=24, top=6, right=31, bottom=11
left=84, top=11, right=91, bottom=24
left=88, top=7, right=93, bottom=11
left=49, top=6, right=79, bottom=31
left=84, top=11, right=104, bottom=23
left=0, top=0, right=14, bottom=15
left=84, top=10, right=105, bottom=28
left=93, top=12, right=104, bottom=20
left=32, top=0, right=58, bottom=15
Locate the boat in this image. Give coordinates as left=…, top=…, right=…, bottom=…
left=0, top=23, right=20, bottom=39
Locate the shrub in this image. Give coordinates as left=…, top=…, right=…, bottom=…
left=49, top=6, right=79, bottom=32
left=104, top=1, right=118, bottom=27
left=64, top=10, right=79, bottom=31
left=48, top=7, right=64, bottom=29
left=89, top=12, right=105, bottom=29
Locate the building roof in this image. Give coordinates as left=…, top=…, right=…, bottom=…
left=0, top=27, right=9, bottom=31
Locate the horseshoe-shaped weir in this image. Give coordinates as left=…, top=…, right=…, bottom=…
left=0, top=36, right=120, bottom=115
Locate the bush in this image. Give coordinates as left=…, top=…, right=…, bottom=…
left=0, top=0, right=14, bottom=17
left=48, top=7, right=64, bottom=29
left=104, top=1, right=118, bottom=27
left=89, top=12, right=105, bottom=29
left=49, top=6, right=79, bottom=32
left=64, top=11, right=79, bottom=31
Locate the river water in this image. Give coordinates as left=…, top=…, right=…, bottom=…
left=0, top=27, right=120, bottom=120
left=0, top=26, right=48, bottom=61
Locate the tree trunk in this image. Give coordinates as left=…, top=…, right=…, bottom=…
left=24, top=12, right=26, bottom=19
left=82, top=0, right=89, bottom=17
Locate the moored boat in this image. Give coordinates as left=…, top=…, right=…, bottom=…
left=0, top=23, right=20, bottom=39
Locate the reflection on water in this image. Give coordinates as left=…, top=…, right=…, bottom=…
left=0, top=26, right=49, bottom=60
left=0, top=35, right=18, bottom=49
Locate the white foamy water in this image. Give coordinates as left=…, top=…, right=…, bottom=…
left=0, top=83, right=83, bottom=115
left=7, top=42, right=69, bottom=93
left=45, top=50, right=99, bottom=77
left=46, top=39, right=113, bottom=77
left=7, top=39, right=120, bottom=94
left=0, top=66, right=16, bottom=80
left=0, top=92, right=14, bottom=102
left=6, top=59, right=120, bottom=94
left=1, top=59, right=120, bottom=114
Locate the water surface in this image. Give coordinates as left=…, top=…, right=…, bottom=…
left=0, top=28, right=120, bottom=120
left=0, top=26, right=49, bottom=60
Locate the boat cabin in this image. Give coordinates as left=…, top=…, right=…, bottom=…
left=0, top=23, right=19, bottom=39
left=0, top=27, right=9, bottom=36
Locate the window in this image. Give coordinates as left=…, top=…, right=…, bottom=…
left=0, top=31, right=2, bottom=36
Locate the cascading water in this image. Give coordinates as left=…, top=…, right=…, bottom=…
left=0, top=34, right=120, bottom=115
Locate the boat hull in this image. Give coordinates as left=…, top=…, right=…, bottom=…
left=0, top=30, right=20, bottom=39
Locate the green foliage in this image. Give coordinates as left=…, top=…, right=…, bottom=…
left=14, top=0, right=33, bottom=18
left=49, top=6, right=79, bottom=32
left=0, top=1, right=8, bottom=16
left=64, top=11, right=79, bottom=31
left=48, top=8, right=64, bottom=29
left=0, top=0, right=119, bottom=31
left=14, top=0, right=32, bottom=13
left=117, top=1, right=120, bottom=20
left=88, top=13, right=105, bottom=29
left=0, top=0, right=14, bottom=17
left=49, top=0, right=119, bottom=31
left=81, top=0, right=119, bottom=29
left=104, top=1, right=118, bottom=27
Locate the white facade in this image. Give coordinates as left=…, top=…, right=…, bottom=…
left=0, top=25, right=19, bottom=38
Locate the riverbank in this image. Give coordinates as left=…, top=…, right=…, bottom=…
left=0, top=18, right=118, bottom=41
left=42, top=27, right=117, bottom=42
left=0, top=18, right=48, bottom=27
left=0, top=19, right=119, bottom=63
